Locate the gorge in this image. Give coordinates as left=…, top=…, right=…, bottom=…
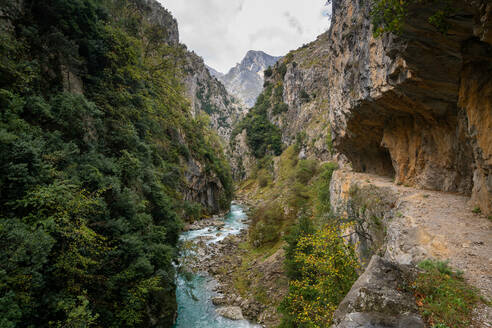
left=0, top=0, right=491, bottom=328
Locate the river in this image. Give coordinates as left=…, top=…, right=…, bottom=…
left=173, top=204, right=261, bottom=328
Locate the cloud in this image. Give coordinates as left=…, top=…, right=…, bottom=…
left=160, top=0, right=331, bottom=73
left=283, top=11, right=303, bottom=34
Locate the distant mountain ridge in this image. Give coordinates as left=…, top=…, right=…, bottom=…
left=208, top=50, right=282, bottom=108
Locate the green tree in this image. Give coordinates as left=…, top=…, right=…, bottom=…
left=280, top=224, right=359, bottom=328
left=0, top=0, right=233, bottom=326
left=370, top=0, right=455, bottom=36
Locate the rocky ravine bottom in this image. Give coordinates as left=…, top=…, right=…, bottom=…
left=182, top=204, right=285, bottom=327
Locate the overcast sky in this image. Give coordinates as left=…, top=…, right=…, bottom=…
left=159, top=0, right=331, bottom=73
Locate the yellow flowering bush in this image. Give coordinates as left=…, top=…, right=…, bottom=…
left=280, top=224, right=359, bottom=328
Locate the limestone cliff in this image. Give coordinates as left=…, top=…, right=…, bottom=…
left=182, top=51, right=245, bottom=141
left=328, top=0, right=492, bottom=215
left=232, top=0, right=491, bottom=215
left=229, top=35, right=335, bottom=179
left=325, top=0, right=492, bottom=326
left=141, top=0, right=239, bottom=213
left=141, top=0, right=179, bottom=45
left=142, top=0, right=244, bottom=142
left=269, top=37, right=333, bottom=161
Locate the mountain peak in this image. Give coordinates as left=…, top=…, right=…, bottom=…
left=208, top=51, right=282, bottom=107
left=245, top=50, right=269, bottom=57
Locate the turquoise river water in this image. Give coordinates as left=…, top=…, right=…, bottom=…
left=173, top=204, right=261, bottom=328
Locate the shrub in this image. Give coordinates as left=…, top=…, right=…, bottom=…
left=278, top=62, right=287, bottom=79
left=280, top=224, right=359, bottom=327
left=472, top=206, right=481, bottom=214
left=370, top=0, right=456, bottom=37
left=295, top=159, right=318, bottom=184
left=264, top=66, right=273, bottom=77
left=249, top=202, right=284, bottom=248
left=274, top=82, right=284, bottom=100
left=314, top=162, right=338, bottom=216
left=257, top=169, right=270, bottom=188
left=284, top=52, right=294, bottom=64
left=272, top=102, right=289, bottom=115
left=299, top=89, right=310, bottom=102
left=414, top=260, right=480, bottom=328
left=231, top=90, right=283, bottom=158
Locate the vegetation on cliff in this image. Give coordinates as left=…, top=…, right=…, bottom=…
left=231, top=95, right=282, bottom=159
left=371, top=0, right=456, bottom=36
left=413, top=260, right=480, bottom=328
left=0, top=0, right=232, bottom=326
left=231, top=81, right=284, bottom=159
left=280, top=224, right=359, bottom=328
left=236, top=139, right=359, bottom=326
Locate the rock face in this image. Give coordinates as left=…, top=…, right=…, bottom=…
left=230, top=26, right=363, bottom=180
left=325, top=1, right=492, bottom=323
left=141, top=0, right=179, bottom=45
left=182, top=51, right=246, bottom=140
left=137, top=0, right=238, bottom=213
left=327, top=0, right=492, bottom=215
left=229, top=40, right=335, bottom=179
left=333, top=256, right=424, bottom=328
left=209, top=50, right=281, bottom=108
left=330, top=170, right=492, bottom=327
left=142, top=0, right=245, bottom=142
left=229, top=129, right=257, bottom=180
left=183, top=157, right=228, bottom=214
left=266, top=35, right=334, bottom=161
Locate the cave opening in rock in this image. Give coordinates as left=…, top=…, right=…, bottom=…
left=380, top=147, right=395, bottom=179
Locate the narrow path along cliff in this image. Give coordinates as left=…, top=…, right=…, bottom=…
left=330, top=169, right=492, bottom=327
left=332, top=171, right=492, bottom=300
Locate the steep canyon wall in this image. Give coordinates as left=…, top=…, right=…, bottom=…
left=328, top=0, right=492, bottom=215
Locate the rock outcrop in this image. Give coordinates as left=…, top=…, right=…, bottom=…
left=183, top=157, right=229, bottom=214
left=268, top=36, right=334, bottom=161
left=324, top=0, right=492, bottom=325
left=330, top=170, right=492, bottom=327
left=139, top=0, right=241, bottom=213
left=333, top=256, right=424, bottom=328
left=229, top=39, right=335, bottom=179
left=141, top=0, right=179, bottom=45
left=215, top=306, right=244, bottom=321
left=327, top=0, right=492, bottom=215
left=140, top=0, right=244, bottom=141
left=209, top=50, right=281, bottom=108
left=182, top=51, right=245, bottom=140
left=228, top=129, right=257, bottom=180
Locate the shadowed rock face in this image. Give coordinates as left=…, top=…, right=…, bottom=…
left=141, top=0, right=179, bottom=45
left=328, top=0, right=492, bottom=214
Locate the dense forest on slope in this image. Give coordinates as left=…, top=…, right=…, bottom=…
left=0, top=0, right=232, bottom=327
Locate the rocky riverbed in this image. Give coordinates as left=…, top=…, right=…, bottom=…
left=174, top=203, right=265, bottom=328
left=176, top=201, right=285, bottom=327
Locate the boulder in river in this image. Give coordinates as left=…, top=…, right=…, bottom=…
left=215, top=306, right=244, bottom=320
